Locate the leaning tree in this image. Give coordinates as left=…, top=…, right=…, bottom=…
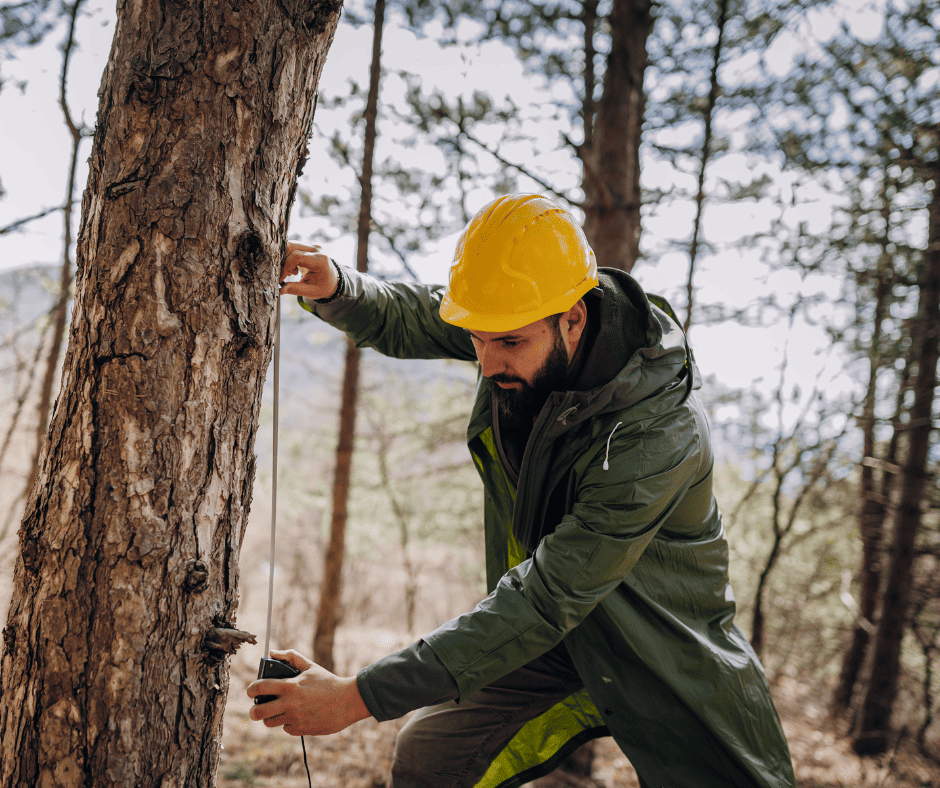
left=0, top=0, right=341, bottom=785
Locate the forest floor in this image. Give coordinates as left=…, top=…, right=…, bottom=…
left=217, top=646, right=938, bottom=788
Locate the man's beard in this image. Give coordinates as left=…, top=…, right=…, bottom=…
left=489, top=328, right=570, bottom=432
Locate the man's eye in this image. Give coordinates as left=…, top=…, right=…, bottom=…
left=501, top=340, right=520, bottom=348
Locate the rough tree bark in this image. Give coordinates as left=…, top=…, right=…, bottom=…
left=580, top=0, right=651, bottom=272
left=0, top=0, right=341, bottom=785
left=313, top=0, right=386, bottom=673
left=852, top=168, right=940, bottom=755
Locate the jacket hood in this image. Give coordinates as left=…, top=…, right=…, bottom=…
left=465, top=268, right=697, bottom=450
left=560, top=268, right=695, bottom=425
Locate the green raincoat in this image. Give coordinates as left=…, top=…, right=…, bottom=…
left=301, top=266, right=795, bottom=788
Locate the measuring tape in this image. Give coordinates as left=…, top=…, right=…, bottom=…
left=256, top=293, right=313, bottom=786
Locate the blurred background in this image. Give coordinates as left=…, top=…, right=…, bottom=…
left=0, top=0, right=937, bottom=785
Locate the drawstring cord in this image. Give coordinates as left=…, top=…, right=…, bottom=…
left=603, top=422, right=623, bottom=471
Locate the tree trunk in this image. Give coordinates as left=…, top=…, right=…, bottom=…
left=684, top=0, right=728, bottom=335
left=580, top=0, right=651, bottom=273
left=25, top=0, right=85, bottom=498
left=579, top=0, right=598, bottom=156
left=750, top=504, right=784, bottom=658
left=313, top=0, right=386, bottom=673
left=852, top=173, right=940, bottom=755
left=0, top=1, right=341, bottom=785
left=313, top=337, right=361, bottom=671
left=832, top=174, right=894, bottom=713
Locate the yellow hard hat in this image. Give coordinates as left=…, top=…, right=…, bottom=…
left=439, top=194, right=599, bottom=332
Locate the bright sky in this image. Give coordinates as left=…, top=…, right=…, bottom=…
left=0, top=0, right=888, bottom=432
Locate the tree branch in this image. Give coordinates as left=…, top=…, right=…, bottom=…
left=0, top=206, right=61, bottom=236
left=460, top=127, right=575, bottom=205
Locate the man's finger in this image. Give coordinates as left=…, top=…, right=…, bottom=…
left=270, top=648, right=315, bottom=671
left=249, top=699, right=274, bottom=721
left=286, top=241, right=321, bottom=256
left=281, top=249, right=330, bottom=283
left=278, top=283, right=303, bottom=297
left=247, top=679, right=291, bottom=705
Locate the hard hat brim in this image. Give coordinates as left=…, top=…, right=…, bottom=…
left=440, top=270, right=599, bottom=332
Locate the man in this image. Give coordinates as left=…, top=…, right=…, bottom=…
left=248, top=195, right=796, bottom=788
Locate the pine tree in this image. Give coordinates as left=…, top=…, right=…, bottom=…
left=0, top=1, right=342, bottom=783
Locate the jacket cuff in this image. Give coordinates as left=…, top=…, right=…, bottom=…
left=312, top=259, right=347, bottom=304
left=356, top=640, right=459, bottom=722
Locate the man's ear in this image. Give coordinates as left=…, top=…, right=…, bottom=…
left=561, top=299, right=587, bottom=352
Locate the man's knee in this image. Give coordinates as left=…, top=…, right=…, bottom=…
left=390, top=709, right=461, bottom=788
left=389, top=704, right=500, bottom=788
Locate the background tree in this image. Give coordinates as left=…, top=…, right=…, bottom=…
left=853, top=165, right=939, bottom=755
left=832, top=152, right=914, bottom=715
left=0, top=0, right=93, bottom=526
left=681, top=0, right=729, bottom=333
left=313, top=0, right=387, bottom=674
left=757, top=0, right=940, bottom=751
left=0, top=1, right=342, bottom=785
left=26, top=0, right=88, bottom=496
left=393, top=0, right=653, bottom=270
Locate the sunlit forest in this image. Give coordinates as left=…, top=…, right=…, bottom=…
left=0, top=0, right=937, bottom=786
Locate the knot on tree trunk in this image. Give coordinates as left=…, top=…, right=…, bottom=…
left=202, top=621, right=256, bottom=667
left=183, top=559, right=209, bottom=592
left=295, top=0, right=343, bottom=35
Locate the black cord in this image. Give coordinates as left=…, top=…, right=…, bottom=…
left=301, top=736, right=312, bottom=788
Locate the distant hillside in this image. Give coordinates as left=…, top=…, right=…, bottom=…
left=0, top=262, right=476, bottom=443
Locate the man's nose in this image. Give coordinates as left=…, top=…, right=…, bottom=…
left=476, top=343, right=504, bottom=378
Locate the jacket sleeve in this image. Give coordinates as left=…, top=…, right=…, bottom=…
left=421, top=424, right=703, bottom=701
left=356, top=640, right=459, bottom=721
left=300, top=266, right=477, bottom=362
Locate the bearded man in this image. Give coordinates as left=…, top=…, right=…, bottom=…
left=248, top=195, right=796, bottom=788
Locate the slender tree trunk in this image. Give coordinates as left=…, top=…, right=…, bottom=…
left=0, top=317, right=55, bottom=552
left=313, top=0, right=386, bottom=673
left=833, top=174, right=894, bottom=713
left=579, top=0, right=598, bottom=155
left=0, top=1, right=341, bottom=785
left=750, top=479, right=785, bottom=658
left=373, top=425, right=418, bottom=636
left=852, top=173, right=940, bottom=755
left=684, top=0, right=728, bottom=335
left=25, top=0, right=85, bottom=497
left=314, top=338, right=361, bottom=671
left=580, top=0, right=651, bottom=272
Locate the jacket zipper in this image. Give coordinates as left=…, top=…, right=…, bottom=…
left=512, top=395, right=577, bottom=551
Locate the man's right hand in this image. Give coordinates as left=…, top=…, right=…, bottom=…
left=280, top=242, right=340, bottom=300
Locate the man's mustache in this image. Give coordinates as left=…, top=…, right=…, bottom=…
left=488, top=373, right=527, bottom=385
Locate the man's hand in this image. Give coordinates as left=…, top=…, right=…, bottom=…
left=280, top=242, right=339, bottom=300
left=247, top=649, right=371, bottom=736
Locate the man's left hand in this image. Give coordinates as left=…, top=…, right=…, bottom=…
left=247, top=649, right=371, bottom=736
